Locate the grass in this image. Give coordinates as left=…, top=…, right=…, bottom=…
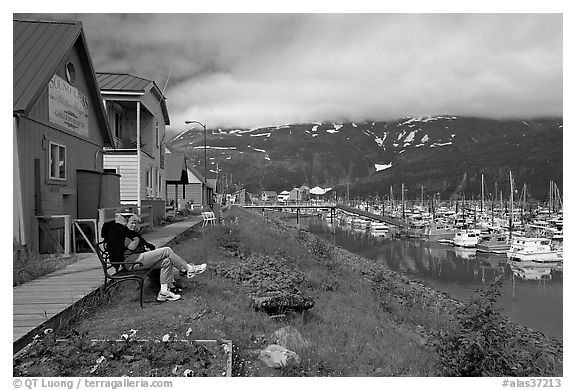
left=15, top=206, right=563, bottom=377
left=13, top=241, right=86, bottom=287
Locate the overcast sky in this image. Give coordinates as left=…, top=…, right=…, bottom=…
left=16, top=12, right=563, bottom=134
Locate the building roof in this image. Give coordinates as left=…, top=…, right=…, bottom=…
left=96, top=72, right=170, bottom=125
left=13, top=19, right=113, bottom=145
left=187, top=165, right=206, bottom=183
left=263, top=191, right=278, bottom=196
left=165, top=153, right=188, bottom=183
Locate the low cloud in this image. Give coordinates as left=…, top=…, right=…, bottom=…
left=17, top=13, right=562, bottom=132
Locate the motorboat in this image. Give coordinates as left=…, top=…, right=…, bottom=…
left=452, top=229, right=482, bottom=248
left=476, top=234, right=510, bottom=254
left=402, top=222, right=426, bottom=238
left=351, top=217, right=370, bottom=230
left=370, top=221, right=389, bottom=237
left=506, top=237, right=562, bottom=264
left=421, top=222, right=456, bottom=241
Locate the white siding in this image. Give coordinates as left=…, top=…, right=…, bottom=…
left=103, top=154, right=138, bottom=203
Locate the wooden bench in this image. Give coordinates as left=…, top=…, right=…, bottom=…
left=201, top=211, right=216, bottom=227
left=95, top=241, right=155, bottom=308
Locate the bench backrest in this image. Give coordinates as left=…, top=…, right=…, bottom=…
left=95, top=241, right=123, bottom=274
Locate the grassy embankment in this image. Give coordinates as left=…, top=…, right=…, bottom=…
left=42, top=206, right=562, bottom=376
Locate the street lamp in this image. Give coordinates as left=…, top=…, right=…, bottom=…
left=185, top=120, right=207, bottom=206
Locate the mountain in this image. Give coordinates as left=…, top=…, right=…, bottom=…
left=167, top=116, right=562, bottom=201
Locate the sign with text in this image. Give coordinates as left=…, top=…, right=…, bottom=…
left=48, top=74, right=89, bottom=136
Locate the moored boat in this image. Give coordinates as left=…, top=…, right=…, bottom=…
left=452, top=229, right=482, bottom=248
left=370, top=221, right=389, bottom=237
left=476, top=234, right=510, bottom=254
left=506, top=237, right=562, bottom=264
left=421, top=222, right=456, bottom=241
left=351, top=217, right=370, bottom=230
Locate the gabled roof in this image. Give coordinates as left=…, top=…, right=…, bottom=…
left=263, top=191, right=278, bottom=196
left=165, top=153, right=188, bottom=183
left=96, top=72, right=170, bottom=125
left=187, top=165, right=205, bottom=183
left=13, top=19, right=113, bottom=145
left=206, top=179, right=216, bottom=190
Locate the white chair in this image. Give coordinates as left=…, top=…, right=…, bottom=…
left=201, top=211, right=216, bottom=227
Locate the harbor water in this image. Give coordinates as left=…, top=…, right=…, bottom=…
left=287, top=215, right=563, bottom=340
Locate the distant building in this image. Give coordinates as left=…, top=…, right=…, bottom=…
left=165, top=145, right=214, bottom=208
left=289, top=186, right=310, bottom=202
left=261, top=190, right=278, bottom=202
left=278, top=190, right=291, bottom=202
left=232, top=189, right=252, bottom=204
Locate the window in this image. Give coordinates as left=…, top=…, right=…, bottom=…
left=114, top=112, right=122, bottom=138
left=65, top=62, right=76, bottom=84
left=155, top=121, right=160, bottom=147
left=49, top=142, right=66, bottom=180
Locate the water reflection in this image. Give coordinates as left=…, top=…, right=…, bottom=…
left=289, top=216, right=562, bottom=340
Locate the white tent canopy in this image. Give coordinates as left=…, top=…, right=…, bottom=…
left=310, top=186, right=331, bottom=195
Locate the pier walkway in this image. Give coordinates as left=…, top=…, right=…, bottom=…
left=242, top=202, right=409, bottom=228
left=13, top=217, right=202, bottom=354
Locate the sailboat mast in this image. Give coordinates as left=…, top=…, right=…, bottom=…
left=401, top=183, right=405, bottom=220
left=481, top=174, right=485, bottom=213
left=509, top=171, right=514, bottom=238
left=421, top=185, right=424, bottom=209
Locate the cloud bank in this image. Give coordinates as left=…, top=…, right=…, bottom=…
left=17, top=13, right=563, bottom=132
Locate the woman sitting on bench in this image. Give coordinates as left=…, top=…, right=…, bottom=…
left=105, top=214, right=206, bottom=302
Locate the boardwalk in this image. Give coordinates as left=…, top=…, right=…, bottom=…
left=13, top=218, right=202, bottom=353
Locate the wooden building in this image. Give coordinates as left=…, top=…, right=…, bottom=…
left=165, top=146, right=213, bottom=208
left=97, top=72, right=169, bottom=223
left=13, top=19, right=118, bottom=254
left=261, top=191, right=278, bottom=202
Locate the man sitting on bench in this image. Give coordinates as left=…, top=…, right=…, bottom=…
left=104, top=214, right=206, bottom=302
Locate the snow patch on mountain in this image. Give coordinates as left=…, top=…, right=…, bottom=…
left=420, top=134, right=429, bottom=143
left=193, top=146, right=237, bottom=150
left=375, top=163, right=393, bottom=172
left=404, top=130, right=418, bottom=143
left=430, top=141, right=453, bottom=147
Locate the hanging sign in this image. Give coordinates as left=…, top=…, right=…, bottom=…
left=48, top=74, right=89, bottom=136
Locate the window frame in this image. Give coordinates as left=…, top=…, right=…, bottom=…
left=48, top=141, right=67, bottom=181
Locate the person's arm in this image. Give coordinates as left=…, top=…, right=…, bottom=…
left=134, top=232, right=155, bottom=250
left=125, top=236, right=140, bottom=251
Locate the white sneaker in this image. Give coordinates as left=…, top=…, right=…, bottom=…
left=187, top=263, right=207, bottom=278
left=157, top=290, right=181, bottom=302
